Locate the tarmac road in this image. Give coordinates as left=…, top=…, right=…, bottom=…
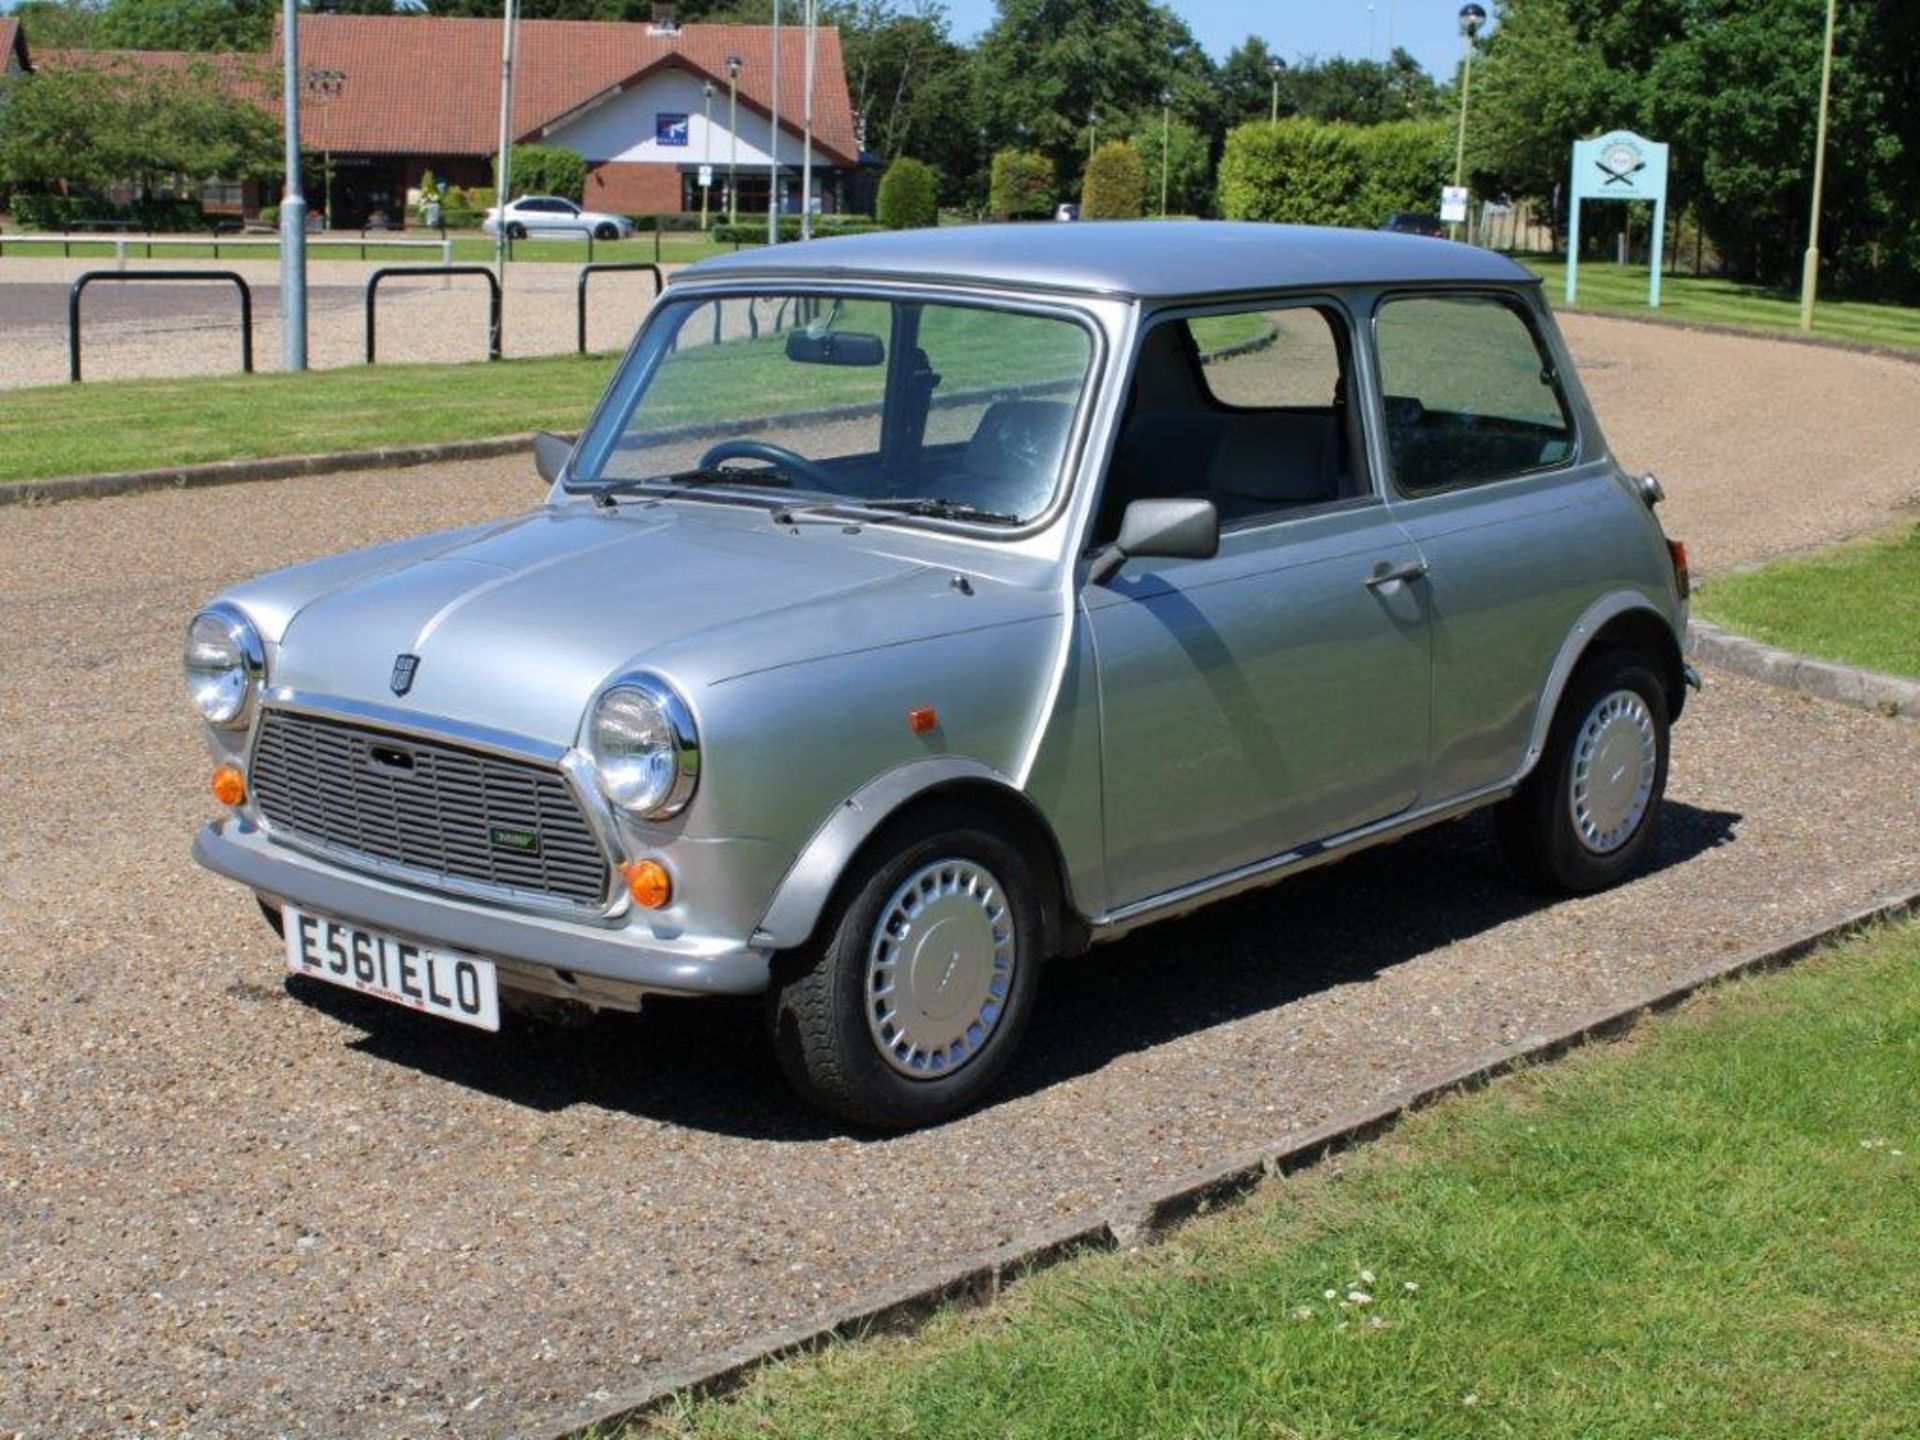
left=1, top=315, right=1917, bottom=1438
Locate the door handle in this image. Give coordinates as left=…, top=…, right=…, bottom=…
left=1364, top=558, right=1429, bottom=589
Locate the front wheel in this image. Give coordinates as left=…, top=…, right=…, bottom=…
left=593, top=221, right=619, bottom=241
left=505, top=222, right=527, bottom=241
left=1496, top=647, right=1670, bottom=893
left=766, top=808, right=1045, bottom=1129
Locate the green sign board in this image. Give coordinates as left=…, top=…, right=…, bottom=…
left=1566, top=130, right=1670, bottom=308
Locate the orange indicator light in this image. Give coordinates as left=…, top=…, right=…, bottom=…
left=624, top=859, right=673, bottom=910
left=1668, top=539, right=1691, bottom=599
left=211, top=763, right=247, bottom=807
left=908, top=706, right=938, bottom=735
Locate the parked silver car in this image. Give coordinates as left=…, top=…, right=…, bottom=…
left=482, top=194, right=633, bottom=241
left=187, top=223, right=1695, bottom=1127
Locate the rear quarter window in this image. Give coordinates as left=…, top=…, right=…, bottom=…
left=1374, top=294, right=1575, bottom=496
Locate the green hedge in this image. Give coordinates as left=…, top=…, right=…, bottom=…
left=712, top=217, right=883, bottom=245
left=1219, top=117, right=1451, bottom=229
left=508, top=145, right=586, bottom=203
left=9, top=192, right=208, bottom=232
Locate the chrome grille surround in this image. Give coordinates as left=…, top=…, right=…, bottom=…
left=249, top=707, right=615, bottom=914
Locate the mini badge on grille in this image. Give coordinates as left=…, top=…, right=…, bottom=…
left=490, top=825, right=542, bottom=858
left=390, top=653, right=420, bottom=695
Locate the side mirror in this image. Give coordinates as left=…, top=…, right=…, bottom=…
left=1089, top=497, right=1219, bottom=584
left=533, top=430, right=572, bottom=486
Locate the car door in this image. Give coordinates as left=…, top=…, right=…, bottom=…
left=1369, top=290, right=1609, bottom=799
left=1084, top=301, right=1432, bottom=910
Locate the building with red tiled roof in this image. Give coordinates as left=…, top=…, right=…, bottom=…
left=1, top=19, right=27, bottom=76
left=16, top=7, right=862, bottom=228
left=276, top=8, right=861, bottom=224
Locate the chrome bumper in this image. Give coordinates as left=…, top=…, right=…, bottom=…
left=194, top=819, right=772, bottom=998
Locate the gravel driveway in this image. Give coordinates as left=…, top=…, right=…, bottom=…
left=2, top=318, right=1917, bottom=1438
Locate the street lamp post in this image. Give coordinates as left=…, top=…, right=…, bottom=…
left=700, top=79, right=714, bottom=230
left=493, top=0, right=519, bottom=287
left=1451, top=3, right=1486, bottom=242
left=1158, top=89, right=1171, bottom=217
left=1087, top=107, right=1097, bottom=161
left=278, top=0, right=307, bottom=372
left=1800, top=0, right=1839, bottom=331
left=767, top=0, right=781, bottom=247
left=727, top=55, right=741, bottom=225
left=800, top=0, right=817, bottom=240
left=1269, top=56, right=1284, bottom=124
left=303, top=68, right=346, bottom=232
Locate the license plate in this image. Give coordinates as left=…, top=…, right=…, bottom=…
left=283, top=906, right=500, bottom=1032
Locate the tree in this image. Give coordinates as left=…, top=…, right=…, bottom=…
left=1218, top=35, right=1287, bottom=127
left=1284, top=50, right=1440, bottom=126
left=971, top=0, right=1215, bottom=189
left=874, top=154, right=937, bottom=226
left=12, top=0, right=104, bottom=50
left=988, top=148, right=1053, bottom=219
left=1467, top=0, right=1618, bottom=216
left=95, top=0, right=276, bottom=51
left=1080, top=138, right=1143, bottom=218
left=1129, top=113, right=1209, bottom=216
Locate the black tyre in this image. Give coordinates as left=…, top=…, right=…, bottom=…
left=505, top=222, right=527, bottom=241
left=1496, top=647, right=1670, bottom=893
left=594, top=222, right=619, bottom=241
left=766, top=806, right=1046, bottom=1129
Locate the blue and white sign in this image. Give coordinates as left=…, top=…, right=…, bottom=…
left=1566, top=129, right=1671, bottom=307
left=655, top=112, right=690, bottom=148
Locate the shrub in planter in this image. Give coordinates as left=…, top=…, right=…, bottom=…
left=876, top=157, right=938, bottom=229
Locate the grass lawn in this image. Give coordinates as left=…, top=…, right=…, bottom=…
left=1697, top=525, right=1920, bottom=679
left=637, top=919, right=1920, bottom=1440
left=0, top=352, right=617, bottom=483
left=1523, top=259, right=1920, bottom=354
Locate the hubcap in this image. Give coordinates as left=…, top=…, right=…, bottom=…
left=1569, top=688, right=1658, bottom=854
left=865, top=859, right=1015, bottom=1079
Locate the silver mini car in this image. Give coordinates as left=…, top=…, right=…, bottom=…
left=187, top=223, right=1694, bottom=1127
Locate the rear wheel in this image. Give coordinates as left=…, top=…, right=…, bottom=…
left=766, top=807, right=1045, bottom=1129
left=505, top=221, right=527, bottom=241
left=1496, top=647, right=1670, bottom=893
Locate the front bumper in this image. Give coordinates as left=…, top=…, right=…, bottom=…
left=194, top=819, right=772, bottom=998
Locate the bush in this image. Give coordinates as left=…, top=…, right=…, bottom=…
left=989, top=150, right=1055, bottom=220
left=258, top=203, right=278, bottom=226
left=1218, top=118, right=1364, bottom=228
left=627, top=212, right=707, bottom=232
left=1081, top=140, right=1147, bottom=219
left=8, top=191, right=207, bottom=232
left=712, top=217, right=883, bottom=245
left=876, top=157, right=939, bottom=229
left=439, top=207, right=482, bottom=229
left=465, top=185, right=497, bottom=212
left=508, top=145, right=586, bottom=202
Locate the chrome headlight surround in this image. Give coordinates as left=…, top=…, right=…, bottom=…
left=583, top=674, right=700, bottom=819
left=183, top=603, right=265, bottom=730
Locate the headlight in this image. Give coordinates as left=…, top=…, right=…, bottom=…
left=183, top=605, right=264, bottom=729
left=585, top=676, right=699, bottom=818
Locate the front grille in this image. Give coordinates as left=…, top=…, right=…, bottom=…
left=250, top=710, right=611, bottom=910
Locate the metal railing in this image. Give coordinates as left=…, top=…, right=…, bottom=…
left=68, top=269, right=253, bottom=383
left=365, top=265, right=502, bottom=364
left=1, top=230, right=453, bottom=264
left=575, top=262, right=664, bottom=354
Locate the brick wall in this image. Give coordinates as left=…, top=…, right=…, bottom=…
left=586, top=162, right=685, bottom=216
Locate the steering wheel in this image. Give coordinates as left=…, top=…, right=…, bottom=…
left=698, top=439, right=840, bottom=493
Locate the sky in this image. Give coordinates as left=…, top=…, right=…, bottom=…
left=942, top=0, right=1471, bottom=80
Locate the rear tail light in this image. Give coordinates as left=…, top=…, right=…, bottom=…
left=1668, top=540, right=1691, bottom=600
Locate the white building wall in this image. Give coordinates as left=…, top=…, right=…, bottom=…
left=543, top=69, right=838, bottom=173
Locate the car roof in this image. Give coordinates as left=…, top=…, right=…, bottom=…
left=679, top=221, right=1535, bottom=300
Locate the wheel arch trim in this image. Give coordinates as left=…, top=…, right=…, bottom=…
left=752, top=758, right=1080, bottom=953
left=1520, top=590, right=1685, bottom=780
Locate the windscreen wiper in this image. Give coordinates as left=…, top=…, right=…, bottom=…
left=852, top=497, right=1023, bottom=526
left=593, top=465, right=792, bottom=507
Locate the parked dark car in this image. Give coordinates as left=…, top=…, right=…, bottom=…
left=1380, top=211, right=1446, bottom=238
